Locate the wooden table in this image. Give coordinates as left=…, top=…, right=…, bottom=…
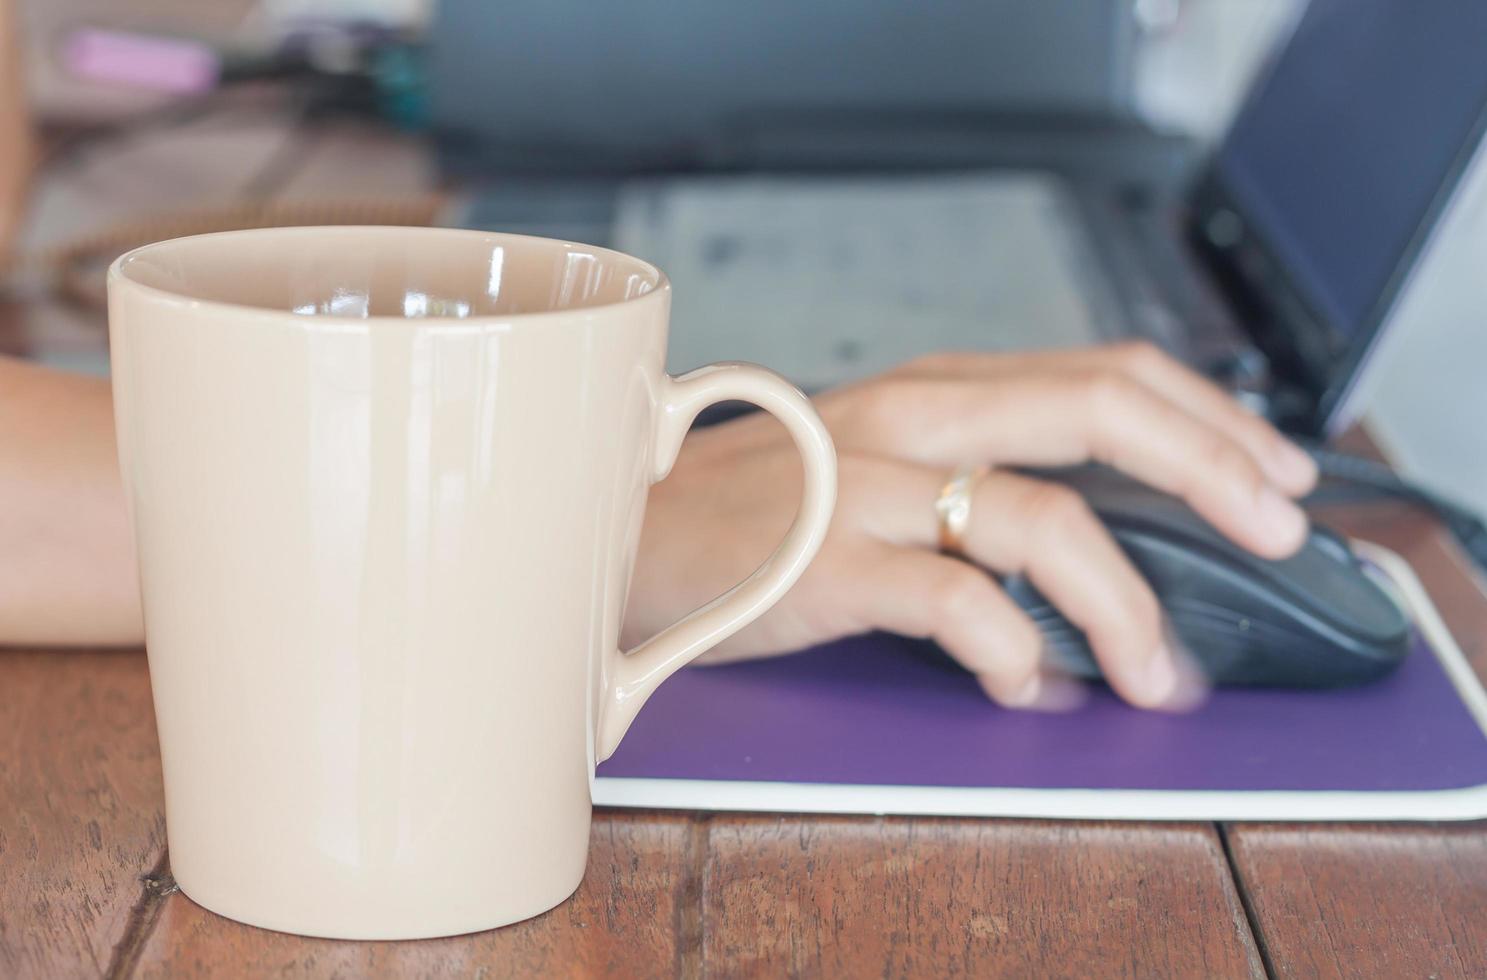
left=4, top=119, right=1487, bottom=979
left=5, top=494, right=1485, bottom=979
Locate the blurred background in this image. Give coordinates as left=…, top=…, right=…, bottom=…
left=0, top=0, right=1482, bottom=529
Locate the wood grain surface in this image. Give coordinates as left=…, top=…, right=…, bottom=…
left=700, top=815, right=1264, bottom=979
left=0, top=650, right=164, bottom=979
left=129, top=811, right=696, bottom=980
left=1226, top=823, right=1487, bottom=979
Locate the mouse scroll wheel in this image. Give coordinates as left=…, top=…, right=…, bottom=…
left=1309, top=524, right=1355, bottom=564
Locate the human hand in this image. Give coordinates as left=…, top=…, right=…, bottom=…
left=623, top=342, right=1318, bottom=711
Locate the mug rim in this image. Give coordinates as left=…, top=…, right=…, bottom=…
left=107, top=225, right=671, bottom=326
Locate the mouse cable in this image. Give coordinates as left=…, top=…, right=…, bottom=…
left=1300, top=443, right=1487, bottom=575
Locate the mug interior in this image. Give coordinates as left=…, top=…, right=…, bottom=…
left=112, top=226, right=663, bottom=319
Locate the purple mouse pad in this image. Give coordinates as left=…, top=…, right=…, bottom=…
left=594, top=547, right=1487, bottom=821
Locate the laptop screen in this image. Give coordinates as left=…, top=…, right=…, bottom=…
left=1215, top=0, right=1487, bottom=344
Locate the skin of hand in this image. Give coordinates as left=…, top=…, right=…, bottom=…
left=622, top=342, right=1319, bottom=712
left=0, top=341, right=1317, bottom=710
left=0, top=357, right=141, bottom=646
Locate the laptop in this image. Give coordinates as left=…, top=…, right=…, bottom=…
left=437, top=0, right=1487, bottom=438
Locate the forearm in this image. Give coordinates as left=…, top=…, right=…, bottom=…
left=0, top=357, right=142, bottom=646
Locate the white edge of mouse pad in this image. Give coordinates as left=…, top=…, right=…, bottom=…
left=592, top=542, right=1487, bottom=822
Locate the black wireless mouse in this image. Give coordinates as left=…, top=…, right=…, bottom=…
left=1001, top=466, right=1412, bottom=688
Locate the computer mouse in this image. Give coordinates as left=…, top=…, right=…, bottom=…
left=1000, top=466, right=1412, bottom=688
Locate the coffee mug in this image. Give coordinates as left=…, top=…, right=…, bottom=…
left=107, top=227, right=836, bottom=939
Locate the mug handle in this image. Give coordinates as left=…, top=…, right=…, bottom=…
left=597, top=362, right=837, bottom=762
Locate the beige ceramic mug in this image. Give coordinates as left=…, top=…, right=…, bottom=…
left=107, top=226, right=837, bottom=940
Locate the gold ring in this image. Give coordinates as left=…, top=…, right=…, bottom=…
left=935, top=464, right=989, bottom=557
